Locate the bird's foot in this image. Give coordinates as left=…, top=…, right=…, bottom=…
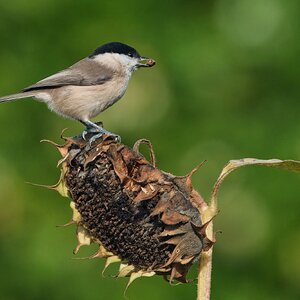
left=81, top=121, right=120, bottom=144
left=88, top=131, right=120, bottom=146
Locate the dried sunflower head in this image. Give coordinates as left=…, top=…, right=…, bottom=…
left=46, top=135, right=214, bottom=288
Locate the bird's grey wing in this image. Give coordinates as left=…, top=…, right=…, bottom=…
left=23, top=58, right=113, bottom=92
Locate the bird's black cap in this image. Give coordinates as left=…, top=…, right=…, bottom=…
left=89, top=42, right=141, bottom=59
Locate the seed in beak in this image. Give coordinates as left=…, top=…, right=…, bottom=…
left=147, top=59, right=156, bottom=67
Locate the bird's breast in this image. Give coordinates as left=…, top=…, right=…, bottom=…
left=49, top=74, right=131, bottom=120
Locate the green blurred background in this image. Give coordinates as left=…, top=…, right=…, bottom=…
left=0, top=0, right=299, bottom=299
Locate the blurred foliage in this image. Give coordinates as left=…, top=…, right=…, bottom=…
left=0, top=0, right=299, bottom=299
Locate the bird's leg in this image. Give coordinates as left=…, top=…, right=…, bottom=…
left=80, top=120, right=120, bottom=143
left=80, top=120, right=103, bottom=136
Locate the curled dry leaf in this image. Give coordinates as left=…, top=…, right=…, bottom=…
left=210, top=158, right=300, bottom=210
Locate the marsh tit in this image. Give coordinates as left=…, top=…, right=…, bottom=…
left=0, top=42, right=155, bottom=138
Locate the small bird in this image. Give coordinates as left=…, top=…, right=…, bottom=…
left=0, top=42, right=155, bottom=138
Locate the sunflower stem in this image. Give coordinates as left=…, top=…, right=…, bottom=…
left=197, top=225, right=213, bottom=300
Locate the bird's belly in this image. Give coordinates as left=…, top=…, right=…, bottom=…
left=49, top=82, right=128, bottom=120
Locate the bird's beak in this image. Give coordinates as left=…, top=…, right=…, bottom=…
left=137, top=57, right=156, bottom=68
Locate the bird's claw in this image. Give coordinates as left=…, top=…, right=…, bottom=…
left=82, top=130, right=89, bottom=141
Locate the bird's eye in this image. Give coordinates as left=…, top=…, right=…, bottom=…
left=128, top=53, right=133, bottom=57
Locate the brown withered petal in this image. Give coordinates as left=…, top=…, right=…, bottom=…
left=49, top=135, right=214, bottom=286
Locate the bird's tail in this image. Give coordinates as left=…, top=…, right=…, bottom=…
left=0, top=92, right=36, bottom=103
